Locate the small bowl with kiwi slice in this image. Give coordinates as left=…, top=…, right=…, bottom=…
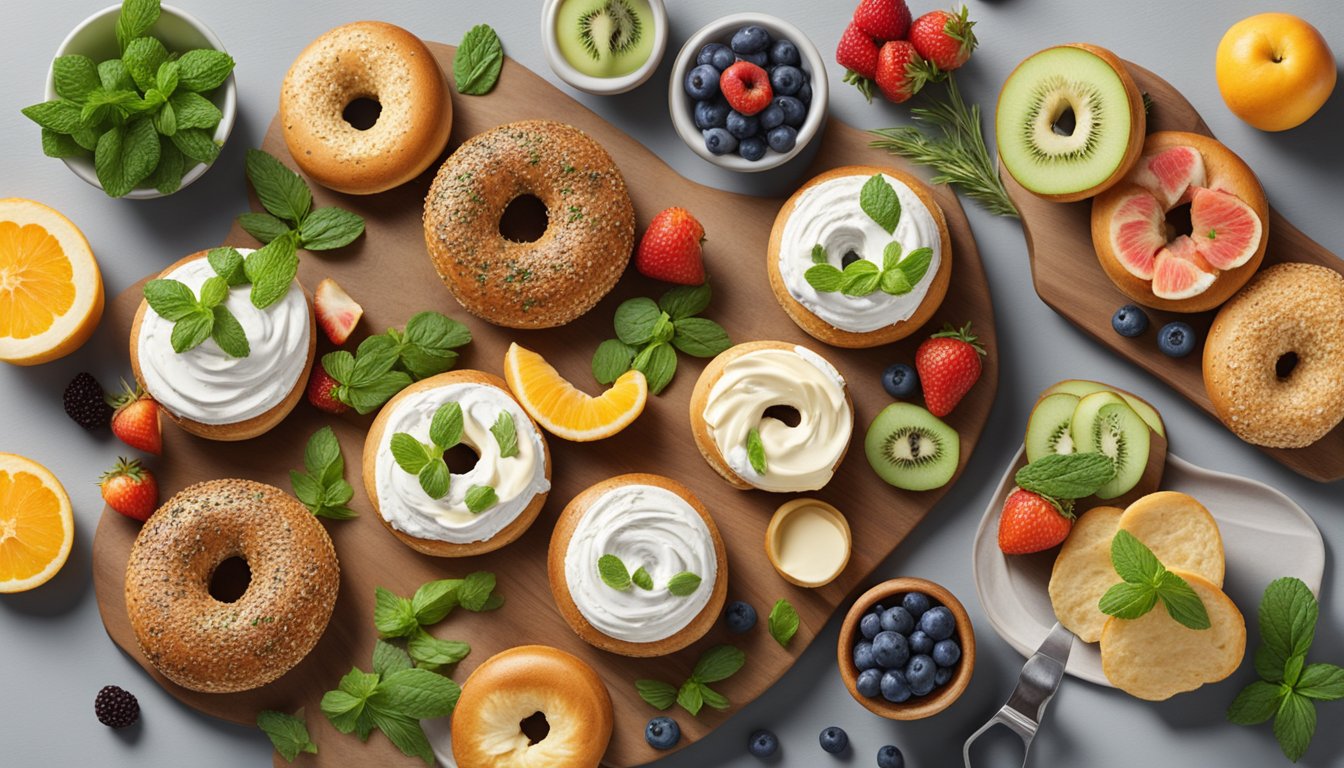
left=541, top=0, right=668, bottom=96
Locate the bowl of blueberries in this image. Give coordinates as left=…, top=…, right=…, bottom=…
left=838, top=577, right=975, bottom=720
left=668, top=13, right=828, bottom=172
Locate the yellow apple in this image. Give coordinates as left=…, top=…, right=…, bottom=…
left=1216, top=13, right=1336, bottom=131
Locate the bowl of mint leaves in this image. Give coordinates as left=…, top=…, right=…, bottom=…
left=24, top=0, right=237, bottom=199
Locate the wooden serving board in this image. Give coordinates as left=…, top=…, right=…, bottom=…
left=1005, top=61, right=1344, bottom=483
left=91, top=44, right=997, bottom=767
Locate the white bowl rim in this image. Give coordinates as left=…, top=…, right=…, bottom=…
left=540, top=0, right=669, bottom=96
left=42, top=3, right=237, bottom=200
left=667, top=12, right=829, bottom=173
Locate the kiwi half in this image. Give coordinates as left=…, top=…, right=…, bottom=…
left=996, top=44, right=1145, bottom=202
left=1043, top=379, right=1166, bottom=438
left=1070, top=392, right=1150, bottom=499
left=865, top=403, right=960, bottom=491
left=1025, top=392, right=1079, bottom=463
left=577, top=0, right=643, bottom=61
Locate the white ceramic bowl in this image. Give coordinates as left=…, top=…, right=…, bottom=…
left=43, top=3, right=237, bottom=199
left=668, top=13, right=828, bottom=173
left=540, top=0, right=668, bottom=96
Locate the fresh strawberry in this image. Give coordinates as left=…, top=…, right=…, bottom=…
left=915, top=322, right=986, bottom=416
left=315, top=278, right=363, bottom=345
left=998, top=488, right=1074, bottom=554
left=854, top=0, right=912, bottom=42
left=635, top=207, right=706, bottom=285
left=719, top=61, right=773, bottom=116
left=100, top=458, right=159, bottom=523
left=109, top=384, right=162, bottom=455
left=836, top=23, right=881, bottom=102
left=306, top=363, right=349, bottom=414
left=908, top=6, right=977, bottom=73
left=874, top=40, right=930, bottom=104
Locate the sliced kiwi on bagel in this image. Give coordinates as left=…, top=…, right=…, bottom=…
left=996, top=44, right=1145, bottom=202
left=865, top=403, right=960, bottom=492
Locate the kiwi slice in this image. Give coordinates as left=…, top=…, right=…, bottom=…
left=1069, top=392, right=1150, bottom=500
left=996, top=45, right=1142, bottom=201
left=865, top=403, right=960, bottom=491
left=1043, top=379, right=1166, bottom=438
left=1025, top=392, right=1079, bottom=463
left=577, top=0, right=643, bottom=61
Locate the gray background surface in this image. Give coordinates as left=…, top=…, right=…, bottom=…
left=2, top=1, right=1341, bottom=766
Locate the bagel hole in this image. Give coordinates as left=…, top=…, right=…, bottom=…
left=442, top=443, right=480, bottom=475
left=209, top=557, right=251, bottom=604
left=499, top=194, right=549, bottom=244
left=1276, top=352, right=1300, bottom=380
left=519, top=711, right=550, bottom=745
left=342, top=97, right=382, bottom=131
left=763, top=405, right=802, bottom=428
left=1051, top=105, right=1077, bottom=136
left=1164, top=202, right=1194, bottom=240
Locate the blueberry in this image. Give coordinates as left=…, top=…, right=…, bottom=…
left=703, top=127, right=737, bottom=156
left=775, top=95, right=807, bottom=127
left=933, top=638, right=961, bottom=667
left=841, top=250, right=862, bottom=268
left=871, top=630, right=910, bottom=669
left=918, top=606, right=956, bottom=641
left=880, top=669, right=912, bottom=702
left=1111, top=304, right=1150, bottom=338
left=935, top=666, right=953, bottom=686
left=770, top=38, right=801, bottom=66
left=860, top=612, right=881, bottom=640
left=798, top=81, right=812, bottom=105
left=877, top=744, right=906, bottom=768
left=684, top=64, right=721, bottom=101
left=1158, top=321, right=1197, bottom=358
left=731, top=25, right=771, bottom=54
left=819, top=725, right=849, bottom=754
left=769, top=65, right=804, bottom=97
left=646, top=717, right=681, bottom=750
left=908, top=630, right=933, bottom=655
left=856, top=667, right=883, bottom=697
left=736, top=50, right=769, bottom=67
left=905, top=654, right=937, bottom=696
left=880, top=606, right=915, bottom=635
left=881, top=363, right=920, bottom=400
left=902, top=592, right=931, bottom=618
left=726, top=110, right=760, bottom=139
left=766, top=125, right=798, bottom=153
left=694, top=98, right=730, bottom=130
left=758, top=103, right=785, bottom=131
left=871, top=603, right=886, bottom=615
left=738, top=135, right=767, bottom=162
left=852, top=639, right=878, bottom=671
left=725, top=600, right=757, bottom=633
left=748, top=729, right=779, bottom=758
left=697, top=42, right=734, bottom=71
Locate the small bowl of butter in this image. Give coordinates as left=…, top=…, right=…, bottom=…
left=540, top=0, right=668, bottom=95
left=765, top=498, right=851, bottom=588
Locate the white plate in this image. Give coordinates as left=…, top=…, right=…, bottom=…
left=971, top=448, right=1325, bottom=687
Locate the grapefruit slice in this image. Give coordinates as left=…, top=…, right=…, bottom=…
left=503, top=342, right=647, bottom=442
left=1190, top=187, right=1261, bottom=270
left=0, top=453, right=74, bottom=593
left=1152, top=236, right=1216, bottom=300
left=1133, top=146, right=1206, bottom=209
left=1108, top=191, right=1166, bottom=280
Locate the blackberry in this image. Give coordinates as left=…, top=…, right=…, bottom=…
left=64, top=372, right=111, bottom=431
left=94, top=685, right=139, bottom=728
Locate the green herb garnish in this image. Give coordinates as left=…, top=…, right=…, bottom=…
left=372, top=574, right=501, bottom=672
left=257, top=710, right=317, bottom=762
left=289, top=425, right=357, bottom=519
left=464, top=484, right=498, bottom=514
left=490, top=411, right=519, bottom=458
left=1099, top=531, right=1210, bottom=630
left=591, top=283, right=731, bottom=395
left=320, top=657, right=460, bottom=764
left=598, top=554, right=632, bottom=591
left=636, top=645, right=745, bottom=716
left=631, top=566, right=654, bottom=591
left=859, top=173, right=902, bottom=233
left=237, top=149, right=365, bottom=251
left=391, top=402, right=464, bottom=499
left=1014, top=453, right=1116, bottom=503
left=768, top=598, right=800, bottom=648
left=746, top=428, right=767, bottom=475
left=805, top=175, right=935, bottom=298
left=667, top=571, right=702, bottom=597
left=454, top=24, right=504, bottom=96
left=1228, top=577, right=1344, bottom=762
left=322, top=311, right=471, bottom=413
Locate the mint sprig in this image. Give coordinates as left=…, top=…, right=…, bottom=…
left=373, top=574, right=501, bottom=671
left=391, top=402, right=463, bottom=499
left=238, top=149, right=365, bottom=251
left=805, top=241, right=934, bottom=298
left=289, top=426, right=357, bottom=519
left=257, top=710, right=317, bottom=762
left=320, top=660, right=459, bottom=764
left=1228, top=577, right=1343, bottom=762
left=769, top=598, right=801, bottom=648
left=635, top=645, right=745, bottom=716
left=591, top=283, right=731, bottom=395
left=1015, top=453, right=1116, bottom=501
left=322, top=311, right=471, bottom=414
left=1099, top=531, right=1210, bottom=630
left=143, top=273, right=249, bottom=358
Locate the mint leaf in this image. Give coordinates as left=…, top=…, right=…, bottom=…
left=390, top=433, right=434, bottom=474
left=811, top=243, right=828, bottom=264
left=839, top=259, right=881, bottom=296
left=1297, top=663, right=1344, bottom=701
left=636, top=679, right=676, bottom=710
left=170, top=308, right=214, bottom=353
left=323, top=350, right=356, bottom=384
left=899, top=246, right=934, bottom=285
left=238, top=212, right=292, bottom=245
left=804, top=263, right=843, bottom=293
left=397, top=311, right=471, bottom=380
left=144, top=278, right=200, bottom=321
left=99, top=59, right=134, bottom=91
left=153, top=100, right=178, bottom=136
left=671, top=317, right=731, bottom=358
left=631, top=567, right=654, bottom=591
left=123, top=36, right=168, bottom=91
left=346, top=371, right=413, bottom=415
left=350, top=335, right=401, bottom=386
left=373, top=639, right=414, bottom=676
left=677, top=679, right=704, bottom=716
left=368, top=709, right=434, bottom=764
left=41, top=129, right=86, bottom=159
left=659, top=283, right=712, bottom=320
left=207, top=247, right=247, bottom=286
left=148, top=137, right=184, bottom=194
left=1261, top=577, right=1318, bottom=668
left=632, top=341, right=677, bottom=395
left=1155, top=570, right=1210, bottom=630
left=299, top=207, right=366, bottom=251
left=614, top=297, right=661, bottom=345
left=692, top=645, right=744, bottom=683
left=405, top=628, right=471, bottom=669
left=746, top=428, right=767, bottom=475
left=1099, top=581, right=1158, bottom=619
left=882, top=242, right=903, bottom=272
left=322, top=667, right=380, bottom=736
left=156, top=60, right=180, bottom=99
left=1273, top=691, right=1315, bottom=763
left=418, top=461, right=451, bottom=500
left=169, top=127, right=220, bottom=164
left=860, top=173, right=901, bottom=234
left=95, top=118, right=160, bottom=197
left=375, top=666, right=462, bottom=718
left=598, top=554, right=631, bottom=591
left=454, top=24, right=504, bottom=95
left=699, top=684, right=729, bottom=710
left=199, top=275, right=229, bottom=308
left=211, top=306, right=250, bottom=358
left=879, top=267, right=913, bottom=295
left=429, top=402, right=464, bottom=449
left=374, top=588, right=418, bottom=638
left=464, top=485, right=497, bottom=514
left=592, top=338, right=637, bottom=385
left=292, top=426, right=355, bottom=519
left=257, top=710, right=317, bottom=762
left=667, top=571, right=702, bottom=597
left=115, top=0, right=160, bottom=51
left=176, top=49, right=235, bottom=93
left=1227, top=680, right=1285, bottom=725
left=1015, top=453, right=1117, bottom=501
left=244, top=233, right=299, bottom=309
left=52, top=55, right=100, bottom=102
left=21, top=100, right=83, bottom=133
left=768, top=599, right=800, bottom=648
left=169, top=91, right=222, bottom=130
left=458, top=571, right=498, bottom=612
left=1109, top=530, right=1163, bottom=585
left=411, top=580, right=461, bottom=625
left=490, top=412, right=519, bottom=458
left=651, top=313, right=675, bottom=345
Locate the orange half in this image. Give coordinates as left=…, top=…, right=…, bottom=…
left=503, top=342, right=647, bottom=442
left=0, top=453, right=74, bottom=593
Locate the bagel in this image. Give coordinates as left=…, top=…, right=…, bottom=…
left=547, top=474, right=728, bottom=657
left=423, top=120, right=635, bottom=329
left=689, top=341, right=853, bottom=492
left=767, top=165, right=952, bottom=348
left=1091, top=132, right=1268, bottom=313
left=1203, top=262, right=1344, bottom=448
left=124, top=479, right=339, bottom=693
left=280, top=21, right=453, bottom=194
left=451, top=645, right=612, bottom=768
left=130, top=250, right=315, bottom=442
left=362, top=370, right=551, bottom=557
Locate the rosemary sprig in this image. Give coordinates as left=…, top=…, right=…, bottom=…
left=869, top=74, right=1019, bottom=219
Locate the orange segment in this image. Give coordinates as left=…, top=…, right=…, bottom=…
left=0, top=453, right=74, bottom=593
left=0, top=199, right=103, bottom=366
left=504, top=342, right=647, bottom=442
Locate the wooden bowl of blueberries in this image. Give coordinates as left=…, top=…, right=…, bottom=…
left=837, top=577, right=975, bottom=719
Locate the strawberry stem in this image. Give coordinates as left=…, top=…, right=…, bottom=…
left=930, top=321, right=986, bottom=355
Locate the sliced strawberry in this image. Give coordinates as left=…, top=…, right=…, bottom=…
left=315, top=278, right=363, bottom=345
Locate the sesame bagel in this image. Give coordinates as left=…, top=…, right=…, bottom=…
left=423, top=120, right=636, bottom=329
left=124, top=479, right=339, bottom=693
left=452, top=645, right=613, bottom=768
left=280, top=21, right=452, bottom=195
left=1203, top=263, right=1344, bottom=448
